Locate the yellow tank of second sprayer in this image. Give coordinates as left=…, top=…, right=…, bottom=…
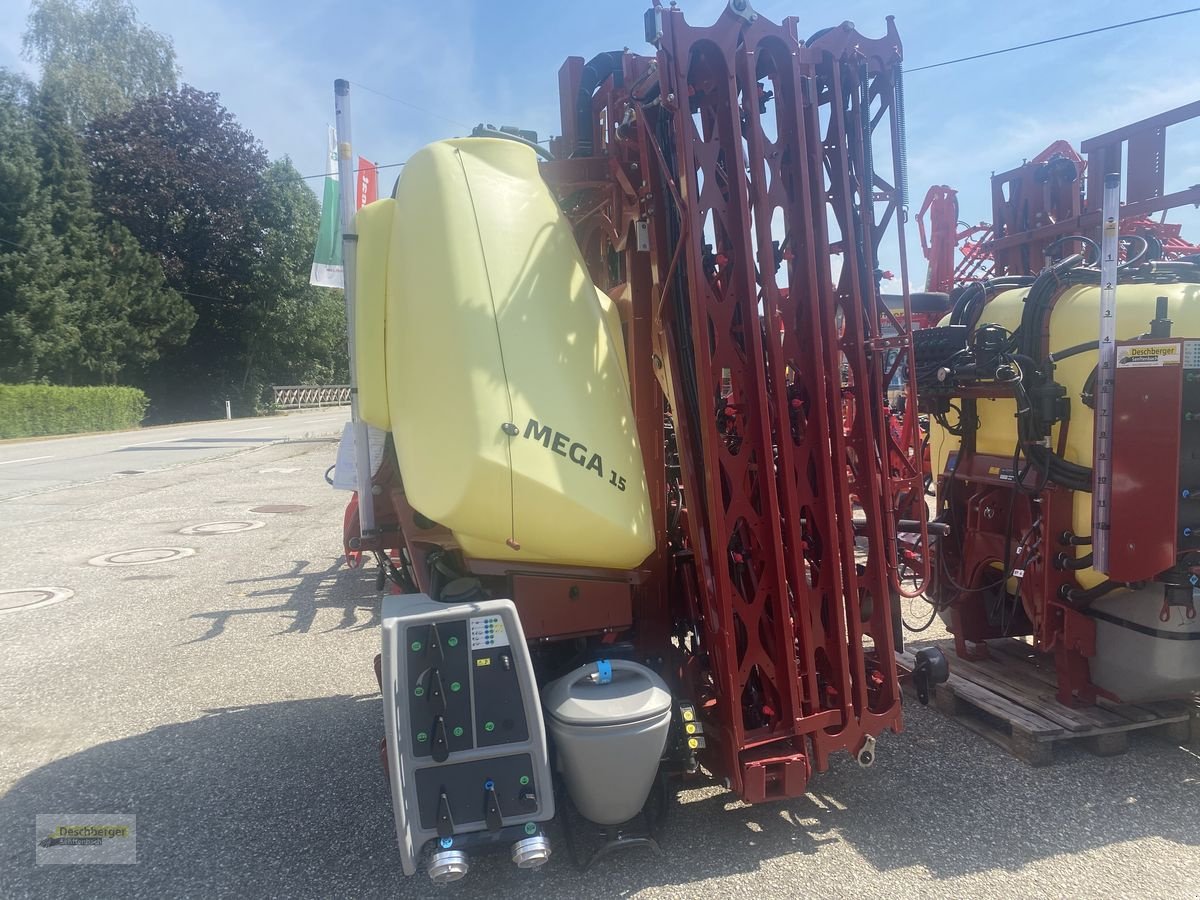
left=377, top=137, right=653, bottom=570
left=930, top=281, right=1200, bottom=587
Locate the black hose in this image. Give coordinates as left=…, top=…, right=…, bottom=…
left=1012, top=253, right=1093, bottom=492
left=574, top=51, right=625, bottom=158
left=1119, top=234, right=1150, bottom=269
left=1064, top=579, right=1121, bottom=606
left=950, top=277, right=1035, bottom=328
left=1056, top=551, right=1094, bottom=571
left=1048, top=340, right=1098, bottom=363
left=1044, top=235, right=1099, bottom=266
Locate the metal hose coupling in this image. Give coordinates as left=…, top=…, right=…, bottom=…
left=511, top=833, right=552, bottom=869
left=427, top=849, right=469, bottom=884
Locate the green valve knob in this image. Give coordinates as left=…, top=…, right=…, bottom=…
left=416, top=731, right=428, bottom=743
left=447, top=636, right=458, bottom=647
left=524, top=822, right=537, bottom=835
left=413, top=685, right=424, bottom=697
left=450, top=681, right=461, bottom=693
left=453, top=726, right=463, bottom=737
left=519, top=775, right=530, bottom=785
left=484, top=721, right=495, bottom=732
left=410, top=640, right=422, bottom=652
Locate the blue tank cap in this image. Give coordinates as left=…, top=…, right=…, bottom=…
left=439, top=837, right=453, bottom=849
left=595, top=659, right=613, bottom=684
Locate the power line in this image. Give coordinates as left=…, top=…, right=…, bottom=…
left=350, top=81, right=473, bottom=130
left=262, top=160, right=404, bottom=186
left=908, top=7, right=1200, bottom=72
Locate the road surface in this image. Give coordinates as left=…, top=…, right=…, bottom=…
left=0, top=409, right=350, bottom=501
left=0, top=434, right=1197, bottom=898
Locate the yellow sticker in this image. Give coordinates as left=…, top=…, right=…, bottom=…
left=475, top=657, right=491, bottom=667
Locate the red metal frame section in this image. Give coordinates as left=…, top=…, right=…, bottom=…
left=923, top=105, right=1200, bottom=292
left=544, top=5, right=916, bottom=799
left=916, top=185, right=993, bottom=293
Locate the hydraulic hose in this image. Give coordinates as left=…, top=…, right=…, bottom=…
left=1014, top=252, right=1093, bottom=492
left=574, top=51, right=625, bottom=158
left=949, top=277, right=1035, bottom=327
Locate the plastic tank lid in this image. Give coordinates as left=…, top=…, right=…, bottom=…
left=543, top=661, right=672, bottom=727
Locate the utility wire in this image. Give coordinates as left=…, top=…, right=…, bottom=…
left=350, top=81, right=473, bottom=130
left=263, top=160, right=405, bottom=186
left=908, top=7, right=1200, bottom=72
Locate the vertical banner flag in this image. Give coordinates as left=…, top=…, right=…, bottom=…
left=357, top=157, right=379, bottom=209
left=310, top=126, right=343, bottom=288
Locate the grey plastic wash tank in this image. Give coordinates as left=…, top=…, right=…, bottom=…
left=542, top=659, right=672, bottom=825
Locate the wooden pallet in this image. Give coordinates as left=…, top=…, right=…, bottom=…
left=897, top=639, right=1197, bottom=765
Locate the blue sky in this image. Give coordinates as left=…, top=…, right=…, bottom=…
left=3, top=0, right=1200, bottom=283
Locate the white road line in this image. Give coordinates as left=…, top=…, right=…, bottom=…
left=230, top=425, right=273, bottom=434
left=0, top=455, right=54, bottom=466
left=122, top=437, right=185, bottom=448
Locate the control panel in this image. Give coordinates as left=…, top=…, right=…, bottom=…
left=381, top=595, right=553, bottom=877
left=1181, top=340, right=1200, bottom=552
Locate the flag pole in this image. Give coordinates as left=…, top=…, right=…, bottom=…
left=334, top=78, right=377, bottom=538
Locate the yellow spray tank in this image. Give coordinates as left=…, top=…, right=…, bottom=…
left=929, top=280, right=1200, bottom=699
left=930, top=281, right=1200, bottom=586
left=354, top=138, right=654, bottom=570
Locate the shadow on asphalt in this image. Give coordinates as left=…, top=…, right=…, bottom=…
left=187, top=559, right=381, bottom=642
left=1, top=690, right=1197, bottom=897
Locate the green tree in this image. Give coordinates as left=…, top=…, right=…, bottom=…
left=22, top=0, right=178, bottom=128
left=0, top=72, right=76, bottom=381
left=87, top=91, right=346, bottom=417
left=0, top=74, right=193, bottom=384
left=240, top=159, right=349, bottom=404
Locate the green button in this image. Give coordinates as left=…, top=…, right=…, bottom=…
left=524, top=822, right=537, bottom=835
left=484, top=721, right=495, bottom=732
left=519, top=775, right=530, bottom=786
left=410, top=640, right=422, bottom=652
left=453, top=726, right=464, bottom=737
left=447, top=636, right=458, bottom=647
left=450, top=681, right=462, bottom=693
left=413, top=685, right=425, bottom=697
left=416, top=731, right=428, bottom=743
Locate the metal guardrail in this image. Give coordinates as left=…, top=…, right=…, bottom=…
left=272, top=384, right=351, bottom=410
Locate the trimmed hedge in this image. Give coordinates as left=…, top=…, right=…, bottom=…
left=0, top=385, right=148, bottom=439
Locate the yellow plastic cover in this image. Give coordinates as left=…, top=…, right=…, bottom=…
left=354, top=197, right=396, bottom=431
left=383, top=138, right=653, bottom=569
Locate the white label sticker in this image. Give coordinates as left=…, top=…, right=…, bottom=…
left=1012, top=568, right=1025, bottom=579
left=469, top=614, right=509, bottom=650
left=1115, top=343, right=1180, bottom=368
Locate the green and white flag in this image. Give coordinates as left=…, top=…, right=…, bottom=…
left=310, top=125, right=343, bottom=289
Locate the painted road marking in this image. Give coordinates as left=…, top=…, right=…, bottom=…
left=0, top=455, right=54, bottom=466
left=122, top=437, right=185, bottom=448
left=230, top=425, right=273, bottom=434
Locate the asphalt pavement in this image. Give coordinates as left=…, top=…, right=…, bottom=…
left=0, top=430, right=1198, bottom=898
left=0, top=407, right=352, bottom=501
